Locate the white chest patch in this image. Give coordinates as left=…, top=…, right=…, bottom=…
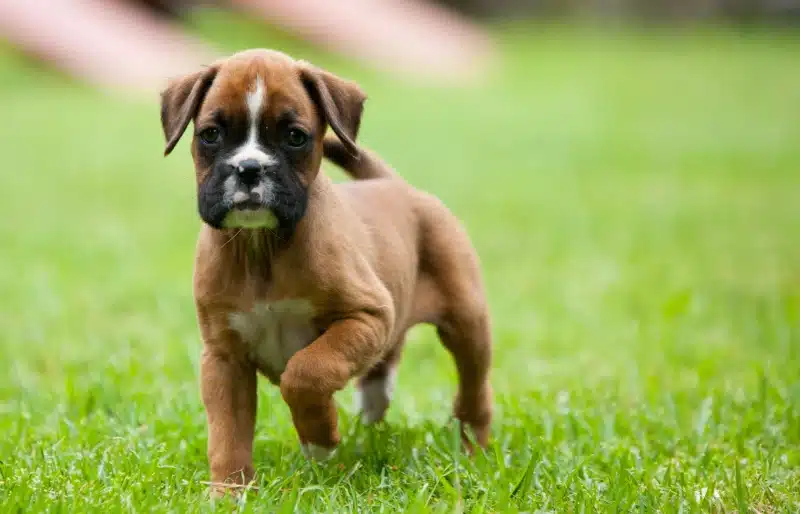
left=228, top=299, right=317, bottom=376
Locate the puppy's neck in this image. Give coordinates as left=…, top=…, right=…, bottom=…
left=218, top=227, right=281, bottom=255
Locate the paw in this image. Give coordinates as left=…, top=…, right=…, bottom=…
left=206, top=480, right=258, bottom=499
left=356, top=372, right=395, bottom=424
left=301, top=443, right=335, bottom=461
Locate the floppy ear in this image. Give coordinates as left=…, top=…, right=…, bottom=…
left=160, top=66, right=218, bottom=156
left=299, top=64, right=366, bottom=157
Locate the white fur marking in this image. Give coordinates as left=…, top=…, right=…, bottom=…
left=226, top=77, right=278, bottom=168
left=222, top=172, right=275, bottom=209
left=357, top=368, right=396, bottom=424
left=222, top=175, right=238, bottom=205
left=250, top=182, right=269, bottom=203
left=301, top=443, right=334, bottom=461
left=246, top=77, right=265, bottom=124
left=232, top=191, right=249, bottom=204
left=228, top=299, right=316, bottom=376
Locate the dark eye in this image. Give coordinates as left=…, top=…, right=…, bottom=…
left=285, top=128, right=309, bottom=149
left=198, top=127, right=221, bottom=145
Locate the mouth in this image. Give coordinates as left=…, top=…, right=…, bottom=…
left=231, top=189, right=264, bottom=209
left=213, top=177, right=281, bottom=229
left=224, top=189, right=277, bottom=229
left=232, top=199, right=264, bottom=211
left=222, top=206, right=278, bottom=229
left=202, top=173, right=306, bottom=231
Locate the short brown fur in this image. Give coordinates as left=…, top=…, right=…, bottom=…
left=160, top=49, right=492, bottom=492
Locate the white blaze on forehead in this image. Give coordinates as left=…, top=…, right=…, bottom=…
left=246, top=77, right=265, bottom=122
left=226, top=76, right=278, bottom=168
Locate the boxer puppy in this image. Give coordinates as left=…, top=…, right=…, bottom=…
left=160, top=49, right=492, bottom=490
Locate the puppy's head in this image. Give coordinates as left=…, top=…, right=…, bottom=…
left=160, top=49, right=365, bottom=231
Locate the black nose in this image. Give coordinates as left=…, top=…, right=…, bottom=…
left=236, top=159, right=262, bottom=185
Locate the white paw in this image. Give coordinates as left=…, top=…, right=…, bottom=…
left=301, top=443, right=335, bottom=461
left=356, top=371, right=396, bottom=425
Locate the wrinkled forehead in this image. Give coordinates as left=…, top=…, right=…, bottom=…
left=198, top=54, right=317, bottom=127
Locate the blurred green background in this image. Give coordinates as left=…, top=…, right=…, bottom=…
left=0, top=9, right=798, bottom=513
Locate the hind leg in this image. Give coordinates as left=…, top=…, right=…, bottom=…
left=437, top=308, right=492, bottom=448
left=356, top=341, right=404, bottom=424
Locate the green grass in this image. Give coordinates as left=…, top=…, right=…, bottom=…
left=1, top=19, right=799, bottom=512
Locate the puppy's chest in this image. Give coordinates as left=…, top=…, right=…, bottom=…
left=228, top=299, right=318, bottom=379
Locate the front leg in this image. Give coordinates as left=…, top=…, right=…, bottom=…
left=280, top=314, right=388, bottom=458
left=201, top=346, right=258, bottom=492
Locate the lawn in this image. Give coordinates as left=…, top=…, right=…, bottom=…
left=0, top=18, right=798, bottom=512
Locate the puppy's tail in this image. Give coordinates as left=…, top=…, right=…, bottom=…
left=323, top=137, right=399, bottom=181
